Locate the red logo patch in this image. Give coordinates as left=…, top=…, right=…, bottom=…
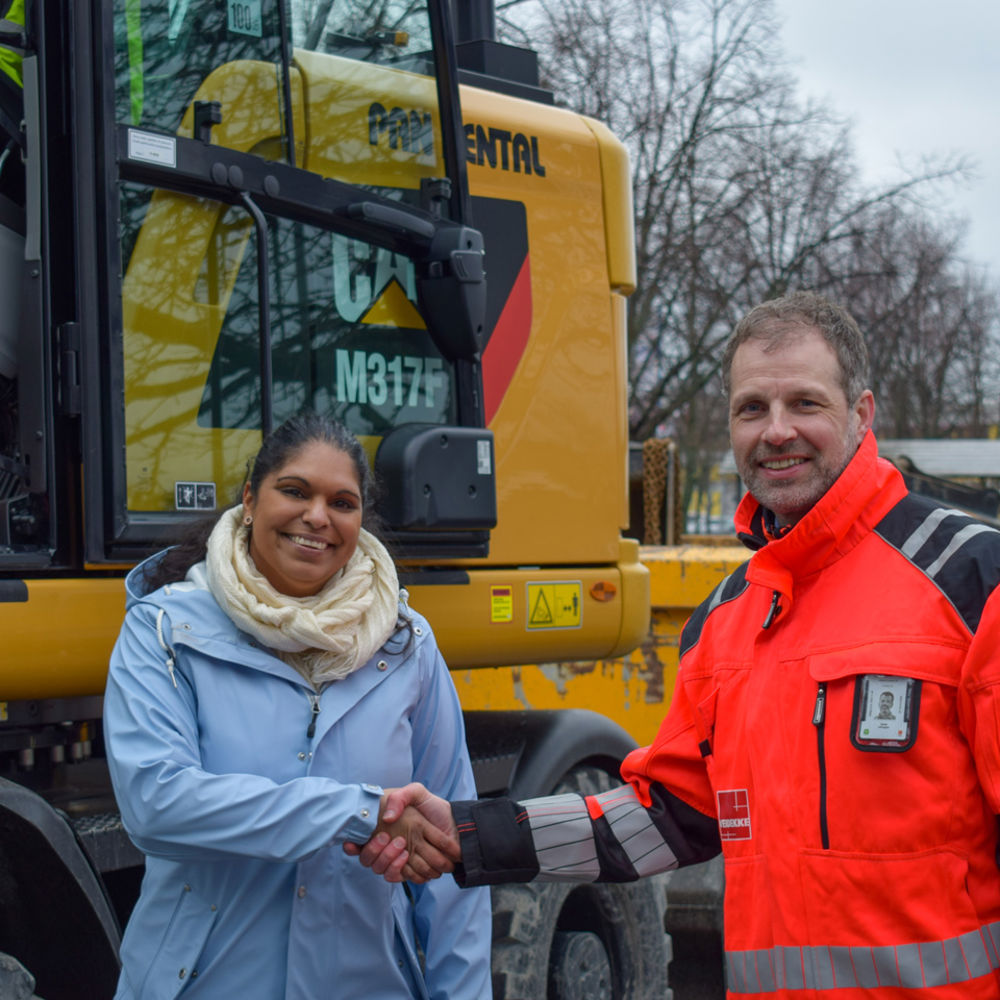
left=717, top=789, right=752, bottom=841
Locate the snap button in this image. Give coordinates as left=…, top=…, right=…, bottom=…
left=297, top=752, right=306, bottom=761
left=182, top=623, right=191, bottom=630
left=179, top=968, right=186, bottom=979
left=361, top=808, right=369, bottom=818
left=377, top=660, right=388, bottom=671
left=414, top=626, right=423, bottom=636
left=298, top=885, right=306, bottom=899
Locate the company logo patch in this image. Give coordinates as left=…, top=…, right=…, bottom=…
left=717, top=789, right=752, bottom=841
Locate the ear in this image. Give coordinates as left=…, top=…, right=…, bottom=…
left=241, top=481, right=254, bottom=512
left=853, top=389, right=875, bottom=444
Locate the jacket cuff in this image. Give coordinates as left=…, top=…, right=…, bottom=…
left=337, top=783, right=383, bottom=844
left=452, top=797, right=540, bottom=887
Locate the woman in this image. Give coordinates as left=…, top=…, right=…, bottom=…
left=104, top=413, right=491, bottom=999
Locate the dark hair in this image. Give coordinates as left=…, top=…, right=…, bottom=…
left=140, top=413, right=380, bottom=592
left=720, top=291, right=871, bottom=404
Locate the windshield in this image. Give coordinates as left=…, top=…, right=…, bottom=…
left=110, top=1, right=458, bottom=518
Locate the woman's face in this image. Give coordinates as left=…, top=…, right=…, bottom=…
left=242, top=440, right=363, bottom=597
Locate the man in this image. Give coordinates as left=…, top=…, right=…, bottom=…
left=361, top=291, right=1000, bottom=997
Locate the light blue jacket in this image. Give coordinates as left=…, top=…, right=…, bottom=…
left=105, top=557, right=492, bottom=1000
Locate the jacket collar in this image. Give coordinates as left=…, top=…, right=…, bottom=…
left=733, top=432, right=907, bottom=592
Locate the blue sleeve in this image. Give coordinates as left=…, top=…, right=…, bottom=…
left=406, top=628, right=493, bottom=1000
left=105, top=603, right=381, bottom=863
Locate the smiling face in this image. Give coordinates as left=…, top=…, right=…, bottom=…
left=728, top=326, right=875, bottom=527
left=242, top=439, right=363, bottom=597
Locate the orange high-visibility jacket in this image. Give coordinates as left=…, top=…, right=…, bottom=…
left=454, top=432, right=1000, bottom=998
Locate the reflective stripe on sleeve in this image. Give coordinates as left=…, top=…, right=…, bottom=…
left=727, top=924, right=1000, bottom=993
left=522, top=793, right=600, bottom=882
left=591, top=785, right=678, bottom=876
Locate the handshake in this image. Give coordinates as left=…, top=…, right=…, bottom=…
left=345, top=783, right=458, bottom=883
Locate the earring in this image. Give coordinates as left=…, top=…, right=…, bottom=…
left=243, top=514, right=253, bottom=526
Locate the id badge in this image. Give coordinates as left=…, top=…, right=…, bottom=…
left=851, top=674, right=921, bottom=752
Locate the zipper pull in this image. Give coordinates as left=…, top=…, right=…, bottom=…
left=762, top=590, right=782, bottom=629
left=812, top=683, right=827, bottom=726
left=306, top=692, right=321, bottom=739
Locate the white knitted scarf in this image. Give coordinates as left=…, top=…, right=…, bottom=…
left=203, top=505, right=400, bottom=688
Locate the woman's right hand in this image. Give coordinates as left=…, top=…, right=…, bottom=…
left=344, top=783, right=459, bottom=883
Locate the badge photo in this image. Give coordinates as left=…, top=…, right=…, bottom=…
left=851, top=674, right=921, bottom=752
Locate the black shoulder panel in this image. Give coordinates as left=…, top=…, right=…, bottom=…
left=875, top=493, right=1000, bottom=634
left=679, top=562, right=751, bottom=659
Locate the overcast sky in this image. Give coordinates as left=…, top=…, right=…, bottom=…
left=773, top=0, right=1000, bottom=281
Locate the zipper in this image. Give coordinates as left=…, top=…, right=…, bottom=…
left=306, top=691, right=321, bottom=739
left=812, top=682, right=829, bottom=849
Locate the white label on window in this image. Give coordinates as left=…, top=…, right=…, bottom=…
left=127, top=129, right=176, bottom=168
left=477, top=439, right=492, bottom=475
left=228, top=0, right=262, bottom=37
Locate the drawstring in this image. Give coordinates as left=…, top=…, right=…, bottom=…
left=155, top=608, right=178, bottom=688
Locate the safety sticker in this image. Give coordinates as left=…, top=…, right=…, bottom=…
left=490, top=586, right=513, bottom=623
left=525, top=582, right=582, bottom=630
left=175, top=482, right=217, bottom=511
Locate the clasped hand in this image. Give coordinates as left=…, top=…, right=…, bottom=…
left=344, top=783, right=457, bottom=884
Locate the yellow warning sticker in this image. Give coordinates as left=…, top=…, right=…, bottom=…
left=526, top=582, right=582, bottom=630
left=491, top=585, right=513, bottom=623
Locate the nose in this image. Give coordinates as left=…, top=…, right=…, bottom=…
left=761, top=404, right=797, bottom=447
left=301, top=496, right=329, bottom=528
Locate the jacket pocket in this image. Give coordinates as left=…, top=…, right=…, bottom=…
left=135, top=883, right=218, bottom=1000
left=798, top=847, right=979, bottom=944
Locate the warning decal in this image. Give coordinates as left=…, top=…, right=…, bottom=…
left=526, top=582, right=582, bottom=631
left=491, top=586, right=513, bottom=623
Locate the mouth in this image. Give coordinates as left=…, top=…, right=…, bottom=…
left=760, top=457, right=806, bottom=471
left=285, top=534, right=330, bottom=551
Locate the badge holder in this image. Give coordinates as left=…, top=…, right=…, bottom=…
left=851, top=674, right=921, bottom=752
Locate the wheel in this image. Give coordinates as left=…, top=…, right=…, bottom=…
left=489, top=765, right=673, bottom=1000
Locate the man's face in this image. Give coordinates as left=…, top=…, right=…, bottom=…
left=728, top=326, right=874, bottom=526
